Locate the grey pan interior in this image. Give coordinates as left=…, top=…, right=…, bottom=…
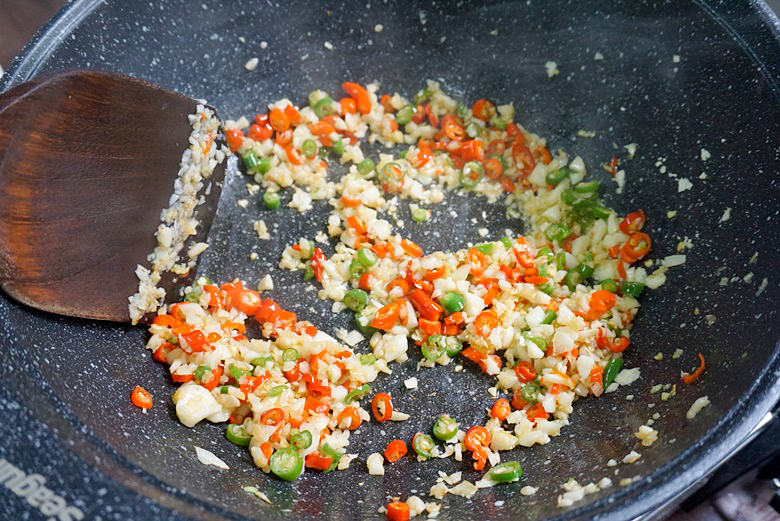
left=1, top=1, right=780, bottom=520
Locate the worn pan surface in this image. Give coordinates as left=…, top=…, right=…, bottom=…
left=1, top=1, right=780, bottom=520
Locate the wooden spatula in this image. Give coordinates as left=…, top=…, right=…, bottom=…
left=0, top=70, right=226, bottom=322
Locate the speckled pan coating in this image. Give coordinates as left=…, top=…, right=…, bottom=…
left=1, top=1, right=779, bottom=520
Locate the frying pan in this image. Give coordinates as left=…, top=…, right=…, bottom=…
left=2, top=1, right=780, bottom=520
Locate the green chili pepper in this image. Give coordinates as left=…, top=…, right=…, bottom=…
left=345, top=383, right=373, bottom=403
left=256, top=156, right=272, bottom=174
left=184, top=290, right=201, bottom=303
left=489, top=115, right=507, bottom=130
left=354, top=313, right=376, bottom=336
left=494, top=155, right=509, bottom=170
left=411, top=207, right=429, bottom=222
left=604, top=358, right=624, bottom=389
left=343, top=288, right=368, bottom=312
left=321, top=443, right=342, bottom=474
left=251, top=356, right=273, bottom=368
left=414, top=88, right=431, bottom=104
left=242, top=149, right=260, bottom=171
left=313, top=96, right=337, bottom=119
left=460, top=161, right=484, bottom=189
left=360, top=353, right=376, bottom=365
left=537, top=283, right=554, bottom=295
left=489, top=461, right=523, bottom=483
left=441, top=292, right=465, bottom=314
left=332, top=139, right=345, bottom=156
left=561, top=188, right=577, bottom=205
left=476, top=243, right=494, bottom=255
left=358, top=247, right=378, bottom=267
left=501, top=237, right=513, bottom=249
left=527, top=336, right=548, bottom=353
left=545, top=223, right=570, bottom=242
left=539, top=263, right=548, bottom=278
left=537, top=247, right=553, bottom=259
left=444, top=337, right=463, bottom=357
left=421, top=334, right=447, bottom=360
left=575, top=180, right=600, bottom=193
left=349, top=259, right=367, bottom=279
left=433, top=414, right=459, bottom=441
left=396, top=104, right=416, bottom=125
left=357, top=158, right=376, bottom=177
left=573, top=198, right=596, bottom=215
left=308, top=90, right=329, bottom=107
left=576, top=263, right=594, bottom=279
left=228, top=364, right=248, bottom=381
left=621, top=281, right=646, bottom=298
left=398, top=149, right=408, bottom=160
left=219, top=385, right=231, bottom=394
left=303, top=266, right=315, bottom=281
left=226, top=424, right=252, bottom=447
left=263, top=191, right=280, bottom=209
left=465, top=122, right=481, bottom=139
left=542, top=310, right=557, bottom=324
left=522, top=382, right=541, bottom=403
left=282, top=348, right=298, bottom=362
left=318, top=146, right=332, bottom=158
left=291, top=430, right=313, bottom=451
left=268, top=385, right=288, bottom=397
left=455, top=103, right=468, bottom=120
left=379, top=162, right=405, bottom=192
left=545, top=168, right=569, bottom=185
left=599, top=279, right=619, bottom=293
left=193, top=365, right=212, bottom=382
left=565, top=270, right=583, bottom=291
left=555, top=252, right=567, bottom=271
left=301, top=139, right=317, bottom=158
left=270, top=448, right=304, bottom=481
left=413, top=433, right=436, bottom=459
left=591, top=205, right=612, bottom=219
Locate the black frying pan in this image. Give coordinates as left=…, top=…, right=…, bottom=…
left=1, top=1, right=780, bottom=520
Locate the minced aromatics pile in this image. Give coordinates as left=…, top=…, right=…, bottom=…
left=138, top=80, right=673, bottom=515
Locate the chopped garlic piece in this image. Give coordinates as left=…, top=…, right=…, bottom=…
left=678, top=178, right=693, bottom=192
left=367, top=453, right=385, bottom=475
left=390, top=410, right=410, bottom=421
left=253, top=220, right=270, bottom=240
left=686, top=396, right=710, bottom=419
left=635, top=425, right=658, bottom=447
left=195, top=446, right=229, bottom=469
left=623, top=450, right=641, bottom=464
left=257, top=274, right=274, bottom=291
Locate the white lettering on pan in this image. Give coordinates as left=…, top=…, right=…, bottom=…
left=0, top=458, right=85, bottom=520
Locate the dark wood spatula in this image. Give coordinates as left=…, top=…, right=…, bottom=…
left=0, top=70, right=226, bottom=323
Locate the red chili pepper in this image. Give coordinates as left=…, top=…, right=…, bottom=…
left=619, top=209, right=646, bottom=235
left=311, top=248, right=327, bottom=282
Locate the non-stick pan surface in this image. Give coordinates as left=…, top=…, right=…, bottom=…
left=2, top=1, right=780, bottom=520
